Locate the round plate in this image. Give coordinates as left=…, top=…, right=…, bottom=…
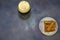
left=39, top=17, right=58, bottom=36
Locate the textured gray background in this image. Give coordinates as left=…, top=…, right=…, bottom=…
left=0, top=0, right=60, bottom=40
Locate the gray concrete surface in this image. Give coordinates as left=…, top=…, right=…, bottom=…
left=0, top=0, right=60, bottom=40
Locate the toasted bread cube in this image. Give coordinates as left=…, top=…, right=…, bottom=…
left=44, top=21, right=56, bottom=32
